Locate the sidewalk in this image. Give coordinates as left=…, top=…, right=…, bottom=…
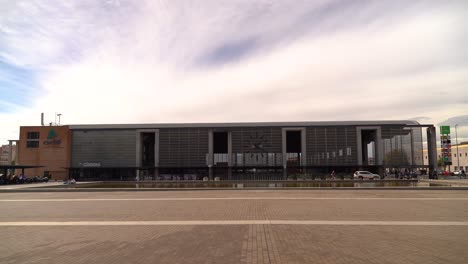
left=0, top=181, right=64, bottom=190
left=421, top=178, right=468, bottom=186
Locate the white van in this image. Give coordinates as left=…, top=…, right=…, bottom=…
left=353, top=171, right=380, bottom=180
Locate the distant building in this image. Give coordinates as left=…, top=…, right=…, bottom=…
left=423, top=142, right=468, bottom=172
left=0, top=144, right=17, bottom=165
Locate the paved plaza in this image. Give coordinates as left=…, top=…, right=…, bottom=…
left=1, top=190, right=467, bottom=263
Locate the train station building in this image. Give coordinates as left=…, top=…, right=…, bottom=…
left=15, top=120, right=437, bottom=181
left=57, top=120, right=436, bottom=181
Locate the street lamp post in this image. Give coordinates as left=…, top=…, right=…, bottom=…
left=455, top=124, right=460, bottom=173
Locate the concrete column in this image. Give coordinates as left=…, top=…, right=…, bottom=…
left=208, top=130, right=213, bottom=166
left=8, top=140, right=19, bottom=166
left=356, top=129, right=363, bottom=166
left=282, top=129, right=287, bottom=180
left=410, top=129, right=415, bottom=167
left=376, top=128, right=383, bottom=166
left=281, top=129, right=287, bottom=168
left=227, top=131, right=232, bottom=166
left=8, top=140, right=13, bottom=165
left=427, top=126, right=437, bottom=174
left=208, top=130, right=214, bottom=181
left=135, top=132, right=141, bottom=167
left=301, top=128, right=307, bottom=166
left=135, top=131, right=142, bottom=179
left=154, top=130, right=159, bottom=167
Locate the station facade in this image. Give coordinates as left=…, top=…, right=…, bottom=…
left=63, top=121, right=437, bottom=181
left=17, top=125, right=71, bottom=180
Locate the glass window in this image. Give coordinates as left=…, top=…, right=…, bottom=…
left=27, top=132, right=40, bottom=139
left=26, top=131, right=40, bottom=148
left=26, top=141, right=39, bottom=148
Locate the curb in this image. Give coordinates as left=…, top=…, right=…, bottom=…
left=2, top=187, right=468, bottom=192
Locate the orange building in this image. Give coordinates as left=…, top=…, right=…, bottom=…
left=18, top=126, right=71, bottom=180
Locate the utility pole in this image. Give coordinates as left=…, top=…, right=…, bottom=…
left=455, top=124, right=460, bottom=172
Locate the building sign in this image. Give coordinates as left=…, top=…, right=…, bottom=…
left=79, top=162, right=102, bottom=167
left=245, top=132, right=268, bottom=156
left=440, top=126, right=450, bottom=134
left=440, top=126, right=452, bottom=166
left=43, top=129, right=62, bottom=145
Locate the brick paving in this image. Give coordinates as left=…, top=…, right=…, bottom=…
left=1, top=189, right=468, bottom=199
left=0, top=190, right=467, bottom=263
left=1, top=225, right=467, bottom=264
left=0, top=198, right=466, bottom=222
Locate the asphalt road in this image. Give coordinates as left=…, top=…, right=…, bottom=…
left=1, top=190, right=467, bottom=264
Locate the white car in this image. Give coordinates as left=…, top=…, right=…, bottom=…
left=353, top=171, right=380, bottom=180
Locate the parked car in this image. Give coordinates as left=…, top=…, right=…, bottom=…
left=452, top=170, right=464, bottom=176
left=353, top=171, right=380, bottom=180
left=440, top=171, right=450, bottom=176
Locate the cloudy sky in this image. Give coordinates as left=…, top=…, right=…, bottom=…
left=0, top=0, right=467, bottom=144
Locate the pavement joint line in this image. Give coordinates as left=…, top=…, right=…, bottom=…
left=1, top=220, right=468, bottom=226
left=1, top=197, right=468, bottom=202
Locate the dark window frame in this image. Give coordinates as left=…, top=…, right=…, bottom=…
left=26, top=131, right=40, bottom=148
left=27, top=132, right=40, bottom=139
left=26, top=141, right=39, bottom=148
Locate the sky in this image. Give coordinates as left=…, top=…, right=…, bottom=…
left=0, top=0, right=467, bottom=144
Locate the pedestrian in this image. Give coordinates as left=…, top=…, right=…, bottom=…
left=331, top=170, right=336, bottom=180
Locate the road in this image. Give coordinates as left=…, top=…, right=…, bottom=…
left=1, top=190, right=467, bottom=264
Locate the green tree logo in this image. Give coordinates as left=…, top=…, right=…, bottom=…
left=47, top=129, right=58, bottom=139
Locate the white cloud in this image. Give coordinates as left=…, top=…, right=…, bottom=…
left=0, top=0, right=467, bottom=144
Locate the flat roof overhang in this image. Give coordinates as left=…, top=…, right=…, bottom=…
left=0, top=165, right=45, bottom=175
left=69, top=120, right=429, bottom=130
left=0, top=165, right=45, bottom=169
